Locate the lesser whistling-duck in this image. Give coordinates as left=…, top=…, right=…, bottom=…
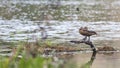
left=79, top=27, right=97, bottom=42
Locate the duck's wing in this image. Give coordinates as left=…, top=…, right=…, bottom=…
left=87, top=31, right=97, bottom=35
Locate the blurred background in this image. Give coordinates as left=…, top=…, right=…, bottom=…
left=0, top=0, right=120, bottom=43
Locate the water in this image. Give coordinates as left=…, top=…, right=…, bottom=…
left=0, top=20, right=120, bottom=42
left=68, top=52, right=120, bottom=68
left=0, top=0, right=120, bottom=42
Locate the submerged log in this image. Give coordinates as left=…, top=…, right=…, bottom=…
left=70, top=40, right=97, bottom=52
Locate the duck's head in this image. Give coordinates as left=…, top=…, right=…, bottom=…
left=83, top=27, right=88, bottom=30
left=79, top=27, right=83, bottom=30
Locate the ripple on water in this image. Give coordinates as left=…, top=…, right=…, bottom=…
left=0, top=20, right=120, bottom=42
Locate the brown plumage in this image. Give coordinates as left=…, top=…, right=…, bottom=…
left=79, top=27, right=97, bottom=41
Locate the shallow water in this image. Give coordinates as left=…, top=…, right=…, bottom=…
left=67, top=52, right=120, bottom=68
left=1, top=20, right=120, bottom=43
left=0, top=0, right=120, bottom=43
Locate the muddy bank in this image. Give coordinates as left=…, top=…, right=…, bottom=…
left=0, top=40, right=118, bottom=57
left=94, top=40, right=120, bottom=50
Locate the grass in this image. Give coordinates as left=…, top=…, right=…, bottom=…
left=0, top=40, right=55, bottom=68
left=0, top=40, right=73, bottom=68
left=0, top=56, right=52, bottom=68
left=0, top=39, right=87, bottom=68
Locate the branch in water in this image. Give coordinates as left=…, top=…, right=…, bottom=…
left=70, top=40, right=97, bottom=52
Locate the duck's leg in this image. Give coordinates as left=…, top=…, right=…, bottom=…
left=82, top=36, right=87, bottom=41
left=88, top=36, right=90, bottom=42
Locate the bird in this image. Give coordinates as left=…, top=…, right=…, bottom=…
left=76, top=7, right=79, bottom=11
left=79, top=27, right=97, bottom=42
left=40, top=27, right=48, bottom=40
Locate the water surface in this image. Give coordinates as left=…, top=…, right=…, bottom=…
left=67, top=52, right=120, bottom=68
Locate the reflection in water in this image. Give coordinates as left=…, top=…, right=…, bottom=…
left=80, top=52, right=97, bottom=68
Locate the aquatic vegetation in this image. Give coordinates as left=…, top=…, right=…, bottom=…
left=0, top=56, right=53, bottom=68
left=0, top=41, right=56, bottom=68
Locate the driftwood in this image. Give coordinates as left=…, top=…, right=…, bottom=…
left=70, top=40, right=97, bottom=52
